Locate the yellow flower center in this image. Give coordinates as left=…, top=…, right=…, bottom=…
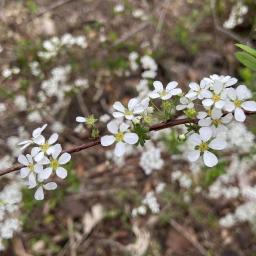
left=160, top=91, right=167, bottom=97
left=115, top=132, right=124, bottom=142
left=212, top=119, right=221, bottom=126
left=125, top=110, right=133, bottom=116
left=41, top=143, right=49, bottom=153
left=234, top=99, right=242, bottom=107
left=197, top=142, right=209, bottom=152
left=212, top=94, right=220, bottom=102
left=28, top=163, right=34, bottom=171
left=51, top=159, right=59, bottom=170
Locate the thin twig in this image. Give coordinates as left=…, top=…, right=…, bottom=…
left=0, top=117, right=195, bottom=177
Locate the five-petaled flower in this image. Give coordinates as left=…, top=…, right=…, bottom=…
left=149, top=81, right=182, bottom=100
left=100, top=120, right=139, bottom=156
left=187, top=127, right=227, bottom=167
left=224, top=85, right=256, bottom=122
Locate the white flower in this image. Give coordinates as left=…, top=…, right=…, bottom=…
left=185, top=78, right=211, bottom=100
left=100, top=120, right=138, bottom=157
left=198, top=108, right=233, bottom=133
left=187, top=127, right=227, bottom=167
left=202, top=80, right=227, bottom=109
left=209, top=74, right=238, bottom=88
left=224, top=85, right=256, bottom=122
left=149, top=81, right=182, bottom=100
left=32, top=133, right=60, bottom=162
left=18, top=124, right=47, bottom=150
left=39, top=145, right=71, bottom=180
left=18, top=154, right=42, bottom=188
left=112, top=98, right=145, bottom=120
left=176, top=96, right=194, bottom=111
left=34, top=182, right=57, bottom=201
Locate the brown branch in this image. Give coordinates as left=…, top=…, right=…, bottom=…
left=0, top=117, right=195, bottom=177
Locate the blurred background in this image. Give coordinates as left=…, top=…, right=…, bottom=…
left=0, top=0, right=256, bottom=255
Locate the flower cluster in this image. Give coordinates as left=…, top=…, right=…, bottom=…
left=76, top=74, right=256, bottom=167
left=17, top=124, right=71, bottom=200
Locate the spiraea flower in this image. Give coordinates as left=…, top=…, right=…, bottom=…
left=198, top=108, right=233, bottom=133
left=39, top=145, right=71, bottom=180
left=224, top=85, right=256, bottom=122
left=18, top=154, right=42, bottom=188
left=202, top=80, right=227, bottom=109
left=176, top=96, right=194, bottom=111
left=187, top=127, right=227, bottom=167
left=209, top=74, right=238, bottom=88
left=34, top=182, right=58, bottom=201
left=112, top=98, right=146, bottom=120
left=31, top=133, right=60, bottom=162
left=18, top=124, right=47, bottom=150
left=185, top=79, right=211, bottom=100
left=76, top=115, right=97, bottom=127
left=149, top=81, right=182, bottom=100
left=101, top=120, right=138, bottom=157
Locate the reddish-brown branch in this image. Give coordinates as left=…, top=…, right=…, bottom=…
left=0, top=117, right=196, bottom=177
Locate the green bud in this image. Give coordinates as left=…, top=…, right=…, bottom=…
left=143, top=114, right=153, bottom=125
left=86, top=115, right=97, bottom=128
left=178, top=134, right=186, bottom=141
left=91, top=127, right=100, bottom=139
left=184, top=108, right=197, bottom=119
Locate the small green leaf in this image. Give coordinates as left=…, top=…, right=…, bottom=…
left=236, top=44, right=256, bottom=58
left=133, top=123, right=150, bottom=146
left=235, top=51, right=256, bottom=71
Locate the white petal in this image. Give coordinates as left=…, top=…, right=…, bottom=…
left=107, top=120, right=118, bottom=134
left=58, top=153, right=71, bottom=165
left=56, top=167, right=68, bottom=179
left=31, top=147, right=40, bottom=157
left=101, top=135, right=115, bottom=146
left=34, top=186, right=44, bottom=200
left=124, top=133, right=138, bottom=145
left=120, top=123, right=129, bottom=132
left=51, top=144, right=62, bottom=159
left=114, top=141, right=126, bottom=157
left=113, top=112, right=124, bottom=118
left=221, top=113, right=233, bottom=124
left=18, top=155, right=29, bottom=166
left=213, top=80, right=223, bottom=94
left=166, top=81, right=178, bottom=91
left=161, top=93, right=173, bottom=100
left=203, top=151, right=218, bottom=167
left=76, top=116, right=86, bottom=123
left=170, top=88, right=182, bottom=96
left=189, top=82, right=200, bottom=91
left=197, top=111, right=208, bottom=119
left=198, top=118, right=211, bottom=127
left=149, top=91, right=160, bottom=99
left=43, top=182, right=57, bottom=190
left=188, top=133, right=201, bottom=145
left=199, top=127, right=212, bottom=142
left=211, top=108, right=222, bottom=119
left=187, top=150, right=200, bottom=162
left=153, top=81, right=163, bottom=92
left=28, top=173, right=37, bottom=188
left=48, top=133, right=59, bottom=145
left=227, top=88, right=236, bottom=101
left=18, top=140, right=31, bottom=146
left=34, top=164, right=43, bottom=174
left=202, top=99, right=214, bottom=107
left=128, top=98, right=139, bottom=110
left=33, top=135, right=45, bottom=145
left=237, top=85, right=251, bottom=100
left=209, top=139, right=227, bottom=150
left=38, top=157, right=51, bottom=165
left=113, top=101, right=125, bottom=113
left=20, top=167, right=30, bottom=178
left=39, top=167, right=52, bottom=180
left=185, top=91, right=197, bottom=99
left=34, top=152, right=44, bottom=162
left=224, top=101, right=235, bottom=112
left=225, top=78, right=237, bottom=87
left=234, top=107, right=246, bottom=122
left=241, top=101, right=256, bottom=112
left=214, top=100, right=225, bottom=109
